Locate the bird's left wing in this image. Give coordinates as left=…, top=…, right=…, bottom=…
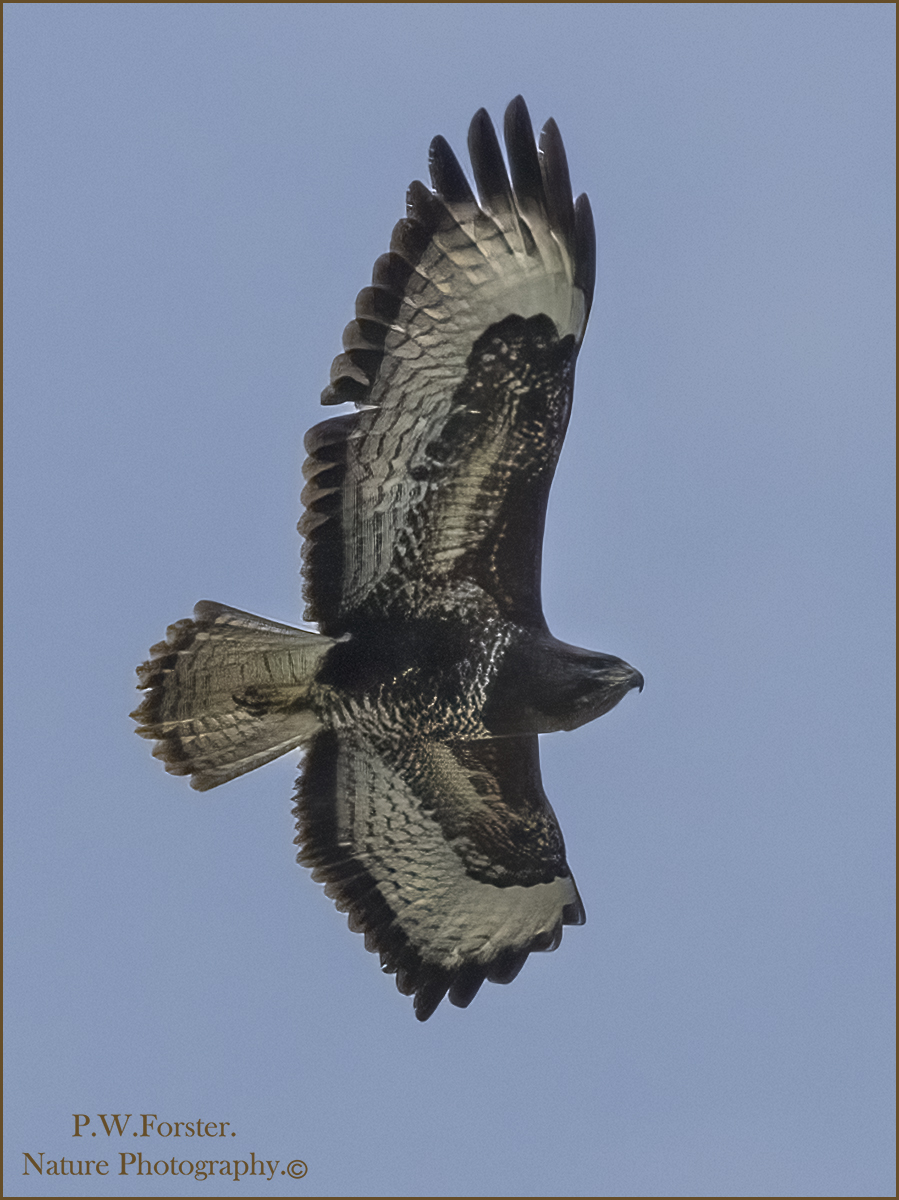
left=294, top=728, right=585, bottom=1021
left=301, top=97, right=595, bottom=633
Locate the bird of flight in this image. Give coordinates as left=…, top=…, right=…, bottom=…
left=132, top=97, right=642, bottom=1021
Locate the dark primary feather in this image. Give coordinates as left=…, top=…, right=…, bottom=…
left=468, top=107, right=516, bottom=219
left=428, top=134, right=477, bottom=207
left=504, top=95, right=548, bottom=219
left=574, top=194, right=597, bottom=315
left=538, top=117, right=576, bottom=255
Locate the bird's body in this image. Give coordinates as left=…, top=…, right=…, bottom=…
left=133, top=97, right=642, bottom=1020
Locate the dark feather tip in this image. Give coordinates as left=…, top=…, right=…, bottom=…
left=538, top=117, right=576, bottom=253
left=429, top=135, right=476, bottom=206
left=573, top=193, right=597, bottom=316
left=467, top=107, right=514, bottom=216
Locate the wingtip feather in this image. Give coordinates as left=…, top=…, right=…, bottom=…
left=503, top=95, right=546, bottom=216
left=574, top=192, right=596, bottom=317
left=429, top=134, right=476, bottom=206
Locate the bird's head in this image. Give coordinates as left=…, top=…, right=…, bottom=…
left=551, top=645, right=644, bottom=730
left=483, top=633, right=643, bottom=736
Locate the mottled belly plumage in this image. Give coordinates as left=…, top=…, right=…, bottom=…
left=310, top=616, right=512, bottom=742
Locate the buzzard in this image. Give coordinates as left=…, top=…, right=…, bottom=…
left=132, top=97, right=642, bottom=1020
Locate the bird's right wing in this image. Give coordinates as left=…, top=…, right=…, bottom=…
left=301, top=97, right=596, bottom=633
left=294, top=728, right=585, bottom=1020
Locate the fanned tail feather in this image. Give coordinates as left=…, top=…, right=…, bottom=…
left=132, top=601, right=334, bottom=791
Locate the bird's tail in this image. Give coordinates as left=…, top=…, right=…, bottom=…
left=132, top=601, right=335, bottom=791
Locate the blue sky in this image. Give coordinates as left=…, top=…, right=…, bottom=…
left=4, top=4, right=895, bottom=1196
